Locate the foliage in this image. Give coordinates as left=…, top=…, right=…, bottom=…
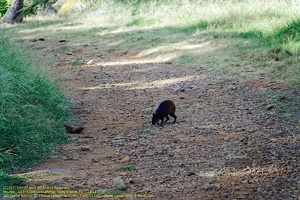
left=16, top=0, right=55, bottom=21
left=0, top=171, right=25, bottom=197
left=0, top=0, right=8, bottom=17
left=114, top=165, right=136, bottom=171
left=103, top=189, right=123, bottom=195
left=0, top=33, right=71, bottom=172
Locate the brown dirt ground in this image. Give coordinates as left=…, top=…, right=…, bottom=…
left=19, top=35, right=299, bottom=200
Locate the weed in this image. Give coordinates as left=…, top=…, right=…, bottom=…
left=114, top=164, right=136, bottom=171
left=136, top=129, right=150, bottom=135
left=174, top=54, right=194, bottom=64
left=103, top=189, right=123, bottom=195
left=71, top=59, right=81, bottom=66
left=0, top=171, right=25, bottom=196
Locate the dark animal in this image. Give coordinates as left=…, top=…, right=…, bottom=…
left=152, top=100, right=177, bottom=126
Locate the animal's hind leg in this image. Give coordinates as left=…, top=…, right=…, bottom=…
left=164, top=115, right=170, bottom=123
left=170, top=113, right=177, bottom=124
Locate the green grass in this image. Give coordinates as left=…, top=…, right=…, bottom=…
left=0, top=171, right=25, bottom=197
left=76, top=0, right=299, bottom=85
left=136, top=129, right=150, bottom=135
left=0, top=33, right=71, bottom=173
left=114, top=164, right=136, bottom=171
left=103, top=189, right=123, bottom=195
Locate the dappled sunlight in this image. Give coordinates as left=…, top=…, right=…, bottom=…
left=226, top=165, right=282, bottom=177
left=84, top=53, right=179, bottom=67
left=98, top=25, right=158, bottom=36
left=80, top=75, right=200, bottom=91
left=142, top=40, right=215, bottom=57
left=1, top=0, right=299, bottom=199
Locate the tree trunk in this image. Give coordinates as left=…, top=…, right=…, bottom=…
left=2, top=0, right=24, bottom=23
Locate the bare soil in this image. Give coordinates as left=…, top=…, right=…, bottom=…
left=22, top=34, right=299, bottom=200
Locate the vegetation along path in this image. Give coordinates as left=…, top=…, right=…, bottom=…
left=2, top=1, right=300, bottom=199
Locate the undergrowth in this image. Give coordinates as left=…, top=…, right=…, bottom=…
left=0, top=171, right=25, bottom=196
left=0, top=33, right=71, bottom=173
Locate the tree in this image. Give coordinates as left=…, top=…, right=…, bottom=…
left=2, top=0, right=24, bottom=23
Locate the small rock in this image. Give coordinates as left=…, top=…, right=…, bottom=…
left=173, top=138, right=181, bottom=143
left=64, top=124, right=84, bottom=134
left=73, top=184, right=84, bottom=189
left=203, top=183, right=214, bottom=190
left=62, top=177, right=69, bottom=181
left=81, top=146, right=90, bottom=151
left=118, top=155, right=131, bottom=163
left=224, top=137, right=231, bottom=142
left=119, top=172, right=128, bottom=176
left=266, top=105, right=274, bottom=110
left=185, top=171, right=196, bottom=176
left=214, top=183, right=221, bottom=189
left=87, top=60, right=93, bottom=65
left=113, top=176, right=126, bottom=189
left=104, top=171, right=112, bottom=176
left=102, top=127, right=108, bottom=131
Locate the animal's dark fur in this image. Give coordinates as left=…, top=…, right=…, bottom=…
left=152, top=100, right=177, bottom=126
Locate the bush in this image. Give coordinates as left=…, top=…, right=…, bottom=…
left=0, top=0, right=8, bottom=17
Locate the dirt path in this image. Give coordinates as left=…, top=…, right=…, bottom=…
left=22, top=34, right=299, bottom=200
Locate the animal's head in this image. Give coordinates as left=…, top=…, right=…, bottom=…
left=152, top=113, right=160, bottom=125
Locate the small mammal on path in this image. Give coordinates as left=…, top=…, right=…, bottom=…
left=152, top=100, right=177, bottom=126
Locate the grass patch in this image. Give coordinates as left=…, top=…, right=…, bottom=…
left=136, top=129, right=150, bottom=135
left=103, top=189, right=123, bottom=195
left=82, top=0, right=299, bottom=85
left=0, top=171, right=25, bottom=197
left=71, top=59, right=82, bottom=66
left=114, top=164, right=136, bottom=171
left=0, top=33, right=71, bottom=172
left=256, top=91, right=300, bottom=119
